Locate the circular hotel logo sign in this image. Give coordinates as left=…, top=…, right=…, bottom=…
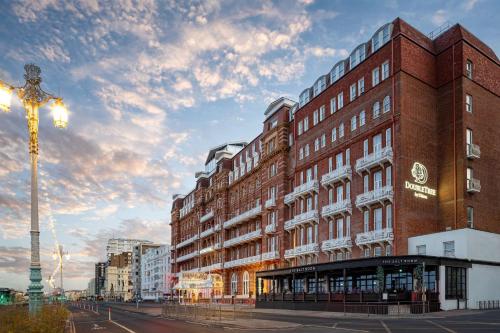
left=411, top=162, right=428, bottom=184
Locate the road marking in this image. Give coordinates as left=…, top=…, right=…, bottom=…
left=110, top=320, right=137, bottom=333
left=426, top=320, right=457, bottom=333
left=91, top=323, right=105, bottom=330
left=380, top=320, right=392, bottom=333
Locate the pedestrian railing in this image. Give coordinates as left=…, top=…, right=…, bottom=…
left=478, top=300, right=500, bottom=310
left=162, top=302, right=255, bottom=321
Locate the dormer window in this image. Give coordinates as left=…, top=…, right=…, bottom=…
left=330, top=62, right=345, bottom=84
left=372, top=24, right=392, bottom=53
left=349, top=44, right=366, bottom=70
left=313, top=76, right=326, bottom=97
left=299, top=89, right=311, bottom=107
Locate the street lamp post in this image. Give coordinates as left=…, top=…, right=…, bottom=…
left=0, top=64, right=69, bottom=315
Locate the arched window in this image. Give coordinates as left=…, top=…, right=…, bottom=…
left=373, top=101, right=381, bottom=119
left=243, top=271, right=250, bottom=296
left=383, top=96, right=391, bottom=113
left=231, top=273, right=238, bottom=295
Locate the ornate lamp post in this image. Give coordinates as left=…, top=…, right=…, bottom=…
left=0, top=64, right=69, bottom=314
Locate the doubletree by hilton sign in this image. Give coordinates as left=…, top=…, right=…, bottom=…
left=405, top=162, right=437, bottom=199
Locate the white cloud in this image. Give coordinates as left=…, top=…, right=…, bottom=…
left=463, top=0, right=479, bottom=11
left=431, top=9, right=448, bottom=27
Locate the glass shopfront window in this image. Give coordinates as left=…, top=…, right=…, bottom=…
left=385, top=271, right=413, bottom=292
left=423, top=270, right=437, bottom=292
left=329, top=276, right=352, bottom=292
left=355, top=274, right=377, bottom=292
left=446, top=267, right=466, bottom=299
left=293, top=278, right=304, bottom=293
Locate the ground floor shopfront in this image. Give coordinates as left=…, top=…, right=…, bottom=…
left=255, top=255, right=472, bottom=313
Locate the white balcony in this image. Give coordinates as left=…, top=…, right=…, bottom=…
left=262, top=251, right=280, bottom=261
left=284, top=210, right=319, bottom=231
left=224, top=254, right=261, bottom=269
left=294, top=179, right=319, bottom=198
left=467, top=178, right=481, bottom=193
left=200, top=227, right=215, bottom=238
left=199, top=262, right=222, bottom=272
left=321, top=199, right=352, bottom=218
left=223, top=205, right=262, bottom=229
left=355, top=228, right=394, bottom=247
left=321, top=237, right=352, bottom=252
left=355, top=146, right=393, bottom=174
left=199, top=244, right=218, bottom=255
left=284, top=243, right=320, bottom=259
left=176, top=250, right=198, bottom=263
left=355, top=186, right=393, bottom=209
left=177, top=234, right=199, bottom=249
left=265, top=223, right=276, bottom=234
left=265, top=197, right=276, bottom=209
left=223, top=229, right=262, bottom=248
left=321, top=165, right=352, bottom=188
left=200, top=210, right=214, bottom=223
left=284, top=192, right=295, bottom=205
left=466, top=143, right=481, bottom=159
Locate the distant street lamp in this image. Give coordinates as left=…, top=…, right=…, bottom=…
left=0, top=64, right=69, bottom=315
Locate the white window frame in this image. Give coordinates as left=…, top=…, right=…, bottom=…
left=358, top=77, right=365, bottom=95
left=382, top=61, right=390, bottom=80
left=360, top=110, right=366, bottom=126
left=337, top=92, right=344, bottom=109
left=351, top=115, right=357, bottom=131
left=372, top=67, right=380, bottom=87
left=350, top=83, right=356, bottom=102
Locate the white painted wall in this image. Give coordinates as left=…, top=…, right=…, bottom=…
left=409, top=229, right=500, bottom=310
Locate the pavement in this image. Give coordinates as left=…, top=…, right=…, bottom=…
left=69, top=302, right=500, bottom=332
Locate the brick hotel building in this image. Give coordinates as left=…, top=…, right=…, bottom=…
left=170, top=18, right=500, bottom=311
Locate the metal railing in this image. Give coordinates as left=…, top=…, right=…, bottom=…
left=162, top=302, right=255, bottom=322
left=478, top=300, right=500, bottom=310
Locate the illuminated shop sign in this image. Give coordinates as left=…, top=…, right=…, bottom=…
left=405, top=162, right=437, bottom=199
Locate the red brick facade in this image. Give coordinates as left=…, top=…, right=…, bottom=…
left=170, top=18, right=500, bottom=300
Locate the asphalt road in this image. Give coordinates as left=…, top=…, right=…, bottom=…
left=69, top=304, right=222, bottom=333
left=70, top=303, right=500, bottom=333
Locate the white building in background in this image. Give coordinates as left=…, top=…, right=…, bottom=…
left=141, top=245, right=171, bottom=301
left=132, top=243, right=160, bottom=300
left=409, top=228, right=500, bottom=310
left=106, top=238, right=152, bottom=260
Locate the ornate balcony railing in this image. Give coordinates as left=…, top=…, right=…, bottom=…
left=467, top=178, right=481, bottom=193
left=223, top=205, right=262, bottom=229
left=466, top=143, right=481, bottom=159
left=321, top=165, right=352, bottom=188
left=355, top=186, right=393, bottom=209
left=284, top=210, right=319, bottom=231
left=321, top=237, right=352, bottom=252
left=199, top=244, right=218, bottom=255
left=284, top=192, right=295, bottom=205
left=265, top=223, right=276, bottom=234
left=200, top=210, right=214, bottom=223
left=224, top=254, right=261, bottom=269
left=294, top=179, right=319, bottom=197
left=223, top=229, right=262, bottom=248
left=200, top=227, right=215, bottom=238
left=262, top=251, right=280, bottom=261
left=176, top=234, right=199, bottom=249
left=265, top=197, right=276, bottom=209
left=321, top=199, right=352, bottom=218
left=176, top=250, right=198, bottom=263
left=355, top=146, right=393, bottom=174
left=355, top=228, right=394, bottom=247
left=199, top=262, right=223, bottom=272
left=284, top=243, right=320, bottom=259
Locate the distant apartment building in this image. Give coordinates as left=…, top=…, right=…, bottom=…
left=105, top=252, right=133, bottom=301
left=87, top=278, right=96, bottom=298
left=170, top=18, right=500, bottom=311
left=131, top=242, right=160, bottom=299
left=141, top=245, right=172, bottom=301
left=106, top=238, right=151, bottom=261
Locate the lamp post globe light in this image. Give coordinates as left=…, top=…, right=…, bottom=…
left=0, top=64, right=69, bottom=314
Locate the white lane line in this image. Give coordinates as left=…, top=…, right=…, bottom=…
left=380, top=320, right=392, bottom=333
left=110, top=320, right=137, bottom=333
left=426, top=320, right=457, bottom=333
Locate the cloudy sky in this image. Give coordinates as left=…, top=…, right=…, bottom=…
left=0, top=0, right=498, bottom=291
